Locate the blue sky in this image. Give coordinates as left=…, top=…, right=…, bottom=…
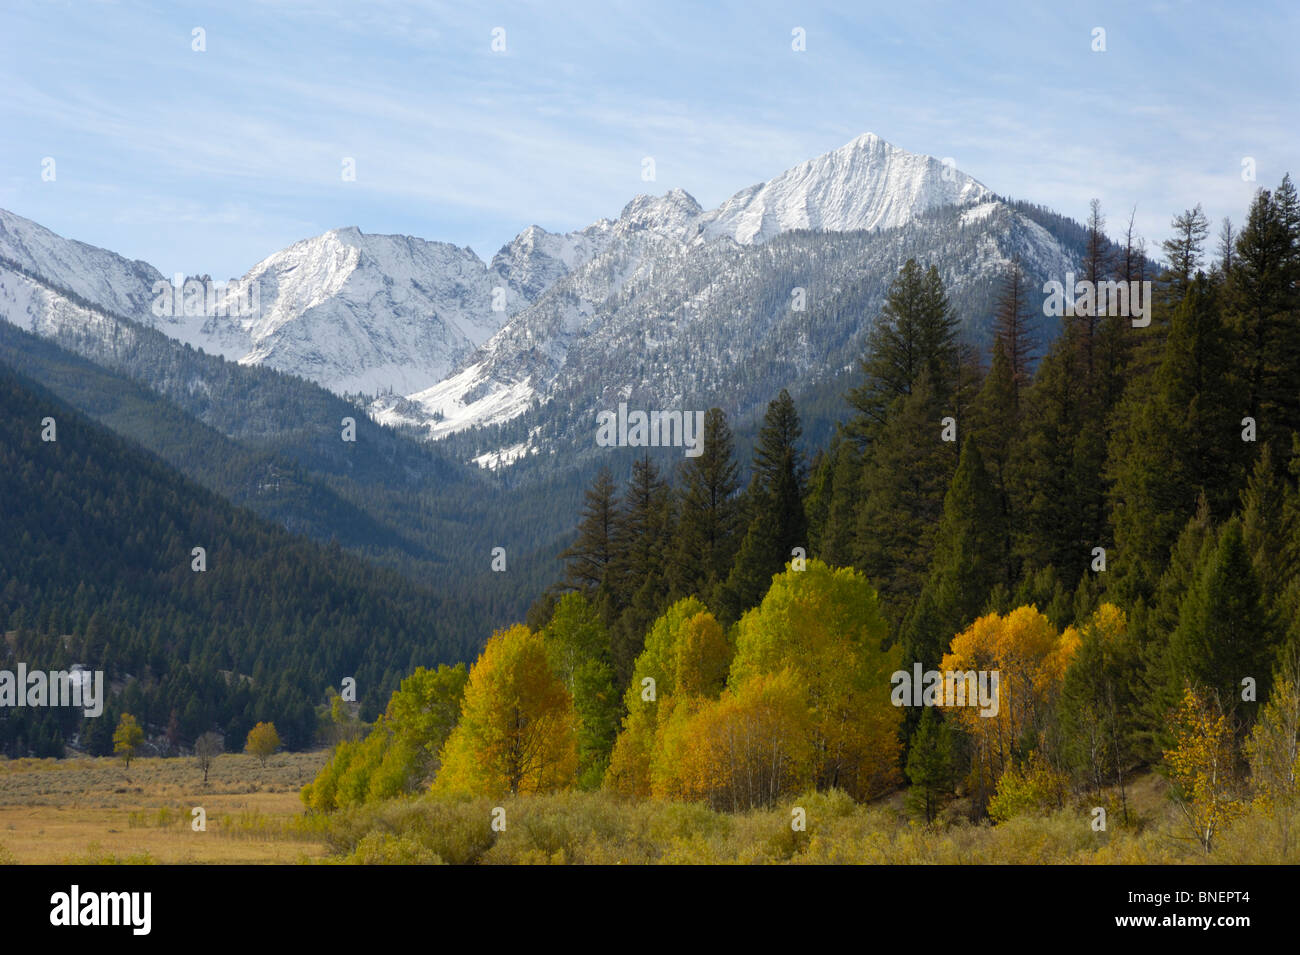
left=2, top=0, right=1296, bottom=279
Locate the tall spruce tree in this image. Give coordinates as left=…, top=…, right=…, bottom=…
left=719, top=390, right=808, bottom=621
left=853, top=369, right=958, bottom=616
left=807, top=435, right=861, bottom=568
left=559, top=466, right=620, bottom=598
left=992, top=258, right=1037, bottom=395
left=671, top=408, right=742, bottom=602
left=1107, top=275, right=1242, bottom=602
left=607, top=456, right=674, bottom=680
left=846, top=258, right=960, bottom=440
left=1162, top=203, right=1211, bottom=293
left=1229, top=178, right=1300, bottom=453
left=1168, top=518, right=1278, bottom=726
left=901, top=435, right=1002, bottom=670
left=970, top=338, right=1020, bottom=593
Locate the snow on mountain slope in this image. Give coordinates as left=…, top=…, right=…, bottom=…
left=0, top=209, right=607, bottom=399
left=0, top=208, right=164, bottom=323
left=1, top=132, right=1082, bottom=464
left=192, top=227, right=519, bottom=395
left=373, top=134, right=1055, bottom=446
left=697, top=132, right=992, bottom=244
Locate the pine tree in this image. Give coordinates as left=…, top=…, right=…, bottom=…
left=807, top=436, right=861, bottom=568
left=904, top=708, right=956, bottom=823
left=1076, top=199, right=1115, bottom=381
left=1014, top=327, right=1102, bottom=591
left=559, top=467, right=619, bottom=597
left=902, top=436, right=1002, bottom=670
left=719, top=390, right=808, bottom=621
left=1229, top=178, right=1300, bottom=452
left=1107, top=274, right=1243, bottom=601
left=1168, top=519, right=1278, bottom=724
left=992, top=258, right=1036, bottom=394
left=970, top=338, right=1020, bottom=592
left=1161, top=203, right=1211, bottom=292
left=846, top=259, right=960, bottom=439
left=671, top=408, right=742, bottom=602
left=853, top=369, right=958, bottom=614
left=607, top=457, right=674, bottom=680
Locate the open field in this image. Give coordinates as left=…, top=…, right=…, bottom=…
left=2, top=755, right=1295, bottom=865
left=0, top=752, right=330, bottom=864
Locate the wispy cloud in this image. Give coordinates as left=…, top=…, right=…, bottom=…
left=1, top=0, right=1295, bottom=277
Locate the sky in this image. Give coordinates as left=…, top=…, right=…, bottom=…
left=1, top=0, right=1296, bottom=280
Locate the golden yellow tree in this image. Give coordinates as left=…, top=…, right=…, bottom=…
left=435, top=625, right=577, bottom=797
left=1165, top=685, right=1241, bottom=853
left=1245, top=653, right=1300, bottom=855
left=662, top=669, right=814, bottom=811
left=939, top=605, right=1078, bottom=810
left=729, top=560, right=902, bottom=799
left=605, top=599, right=729, bottom=796
left=245, top=721, right=281, bottom=767
left=113, top=713, right=144, bottom=769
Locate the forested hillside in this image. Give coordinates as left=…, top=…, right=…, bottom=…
left=305, top=176, right=1300, bottom=862
left=0, top=365, right=473, bottom=756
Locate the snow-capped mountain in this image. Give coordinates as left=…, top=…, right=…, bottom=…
left=0, top=210, right=607, bottom=397
left=369, top=134, right=1077, bottom=459
left=697, top=132, right=991, bottom=244
left=192, top=228, right=505, bottom=396
left=0, top=132, right=1090, bottom=472
left=0, top=208, right=164, bottom=322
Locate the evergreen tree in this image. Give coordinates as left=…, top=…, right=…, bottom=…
left=902, top=436, right=1001, bottom=670
left=607, top=456, right=674, bottom=681
left=719, top=390, right=808, bottom=621
left=1161, top=203, right=1211, bottom=292
left=1107, top=275, right=1243, bottom=601
left=904, top=708, right=956, bottom=823
left=853, top=369, right=958, bottom=615
left=846, top=258, right=960, bottom=439
left=1013, top=326, right=1103, bottom=592
left=992, top=258, right=1036, bottom=394
left=1229, top=178, right=1300, bottom=452
left=1168, top=519, right=1278, bottom=725
left=807, top=436, right=861, bottom=568
left=970, top=338, right=1020, bottom=592
left=671, top=408, right=742, bottom=602
left=559, top=467, right=619, bottom=597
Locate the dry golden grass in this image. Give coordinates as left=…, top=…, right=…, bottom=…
left=0, top=751, right=330, bottom=864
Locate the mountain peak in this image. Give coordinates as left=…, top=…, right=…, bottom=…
left=615, top=188, right=703, bottom=239
left=698, top=133, right=991, bottom=245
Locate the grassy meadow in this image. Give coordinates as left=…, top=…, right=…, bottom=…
left=0, top=752, right=329, bottom=864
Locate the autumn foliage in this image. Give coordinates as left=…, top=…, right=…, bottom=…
left=435, top=625, right=578, bottom=797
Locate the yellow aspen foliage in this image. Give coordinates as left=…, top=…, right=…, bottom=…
left=940, top=605, right=1077, bottom=790
left=986, top=749, right=1069, bottom=822
left=113, top=713, right=144, bottom=769
left=729, top=560, right=902, bottom=799
left=1245, top=663, right=1300, bottom=854
left=646, top=695, right=703, bottom=800
left=1164, top=685, right=1242, bottom=853
left=605, top=700, right=657, bottom=797
left=434, top=624, right=577, bottom=797
left=674, top=612, right=730, bottom=697
left=604, top=599, right=728, bottom=796
left=245, top=720, right=281, bottom=767
left=660, top=669, right=814, bottom=811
